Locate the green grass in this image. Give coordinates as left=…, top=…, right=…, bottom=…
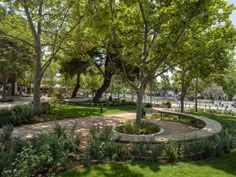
left=59, top=150, right=236, bottom=177
left=49, top=104, right=136, bottom=118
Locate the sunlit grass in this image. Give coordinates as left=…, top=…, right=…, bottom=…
left=50, top=104, right=136, bottom=118
left=59, top=150, right=236, bottom=177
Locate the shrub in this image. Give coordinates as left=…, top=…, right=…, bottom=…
left=11, top=104, right=33, bottom=124
left=130, top=140, right=152, bottom=161
left=0, top=105, right=33, bottom=127
left=81, top=126, right=118, bottom=165
left=162, top=101, right=171, bottom=108
left=115, top=121, right=160, bottom=135
left=0, top=108, right=14, bottom=126
left=142, top=107, right=146, bottom=118
left=0, top=103, right=54, bottom=127
left=0, top=99, right=14, bottom=102
left=121, top=99, right=127, bottom=103
left=108, top=95, right=112, bottom=102
left=0, top=123, right=80, bottom=177
left=145, top=103, right=153, bottom=108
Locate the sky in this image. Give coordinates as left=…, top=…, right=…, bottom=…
left=227, top=0, right=236, bottom=25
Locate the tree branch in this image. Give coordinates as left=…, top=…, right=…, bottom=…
left=0, top=29, right=34, bottom=48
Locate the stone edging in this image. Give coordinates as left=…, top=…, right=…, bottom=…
left=112, top=109, right=222, bottom=143
left=112, top=125, right=164, bottom=138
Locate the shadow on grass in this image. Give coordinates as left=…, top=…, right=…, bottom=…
left=60, top=151, right=236, bottom=177
left=192, top=150, right=236, bottom=176
left=50, top=104, right=136, bottom=119
left=59, top=162, right=160, bottom=177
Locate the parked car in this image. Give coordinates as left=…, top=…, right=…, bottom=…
left=231, top=102, right=236, bottom=107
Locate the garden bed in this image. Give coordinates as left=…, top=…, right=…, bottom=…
left=115, top=121, right=161, bottom=135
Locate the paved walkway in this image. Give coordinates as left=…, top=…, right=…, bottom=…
left=9, top=112, right=198, bottom=144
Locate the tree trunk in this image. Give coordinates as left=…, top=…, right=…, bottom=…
left=33, top=50, right=41, bottom=115
left=180, top=72, right=185, bottom=113
left=195, top=77, right=198, bottom=112
left=71, top=73, right=81, bottom=98
left=2, top=81, right=7, bottom=100
left=93, top=71, right=113, bottom=102
left=10, top=74, right=16, bottom=95
left=93, top=55, right=114, bottom=103
left=24, top=1, right=43, bottom=115
left=131, top=90, right=134, bottom=102
left=136, top=86, right=144, bottom=128
left=180, top=91, right=185, bottom=112
left=150, top=87, right=152, bottom=104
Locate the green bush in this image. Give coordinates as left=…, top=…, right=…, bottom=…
left=0, top=103, right=53, bottom=127
left=0, top=105, right=33, bottom=127
left=81, top=126, right=118, bottom=165
left=162, top=101, right=171, bottom=108
left=108, top=95, right=112, bottom=102
left=115, top=121, right=160, bottom=135
left=11, top=104, right=33, bottom=124
left=0, top=108, right=14, bottom=126
left=0, top=123, right=80, bottom=177
left=145, top=103, right=153, bottom=108
left=0, top=98, right=14, bottom=102
left=142, top=106, right=146, bottom=118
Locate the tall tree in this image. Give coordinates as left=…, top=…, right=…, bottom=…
left=1, top=0, right=85, bottom=114
left=110, top=0, right=236, bottom=127
left=0, top=37, right=32, bottom=100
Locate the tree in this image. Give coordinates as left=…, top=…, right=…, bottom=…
left=213, top=65, right=236, bottom=100
left=92, top=50, right=116, bottom=102
left=60, top=57, right=90, bottom=98
left=0, top=37, right=32, bottom=100
left=172, top=7, right=236, bottom=112
left=1, top=0, right=85, bottom=114
left=106, top=0, right=236, bottom=127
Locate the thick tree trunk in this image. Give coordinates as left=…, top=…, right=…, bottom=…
left=195, top=77, right=198, bottom=112
left=93, top=55, right=114, bottom=103
left=93, top=72, right=113, bottom=102
left=2, top=81, right=7, bottom=100
left=136, top=86, right=144, bottom=129
left=71, top=73, right=81, bottom=98
left=33, top=50, right=41, bottom=115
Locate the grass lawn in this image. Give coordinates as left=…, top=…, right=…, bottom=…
left=49, top=104, right=136, bottom=118
left=59, top=150, right=236, bottom=177
left=58, top=111, right=236, bottom=177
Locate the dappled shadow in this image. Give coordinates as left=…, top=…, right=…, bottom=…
left=60, top=151, right=236, bottom=177
left=60, top=162, right=151, bottom=177
left=190, top=150, right=236, bottom=176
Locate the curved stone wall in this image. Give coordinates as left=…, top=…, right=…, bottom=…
left=113, top=110, right=222, bottom=143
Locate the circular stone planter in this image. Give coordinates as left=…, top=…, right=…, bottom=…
left=112, top=120, right=164, bottom=142
left=112, top=109, right=222, bottom=143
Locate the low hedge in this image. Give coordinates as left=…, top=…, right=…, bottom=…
left=0, top=99, right=14, bottom=102
left=0, top=103, right=50, bottom=127
left=0, top=105, right=33, bottom=127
